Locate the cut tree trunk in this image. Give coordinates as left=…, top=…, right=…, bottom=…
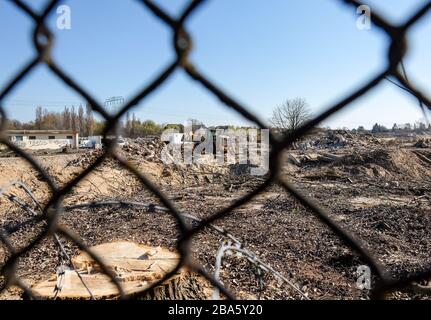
left=31, top=242, right=209, bottom=300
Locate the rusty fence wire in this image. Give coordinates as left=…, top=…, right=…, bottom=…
left=0, top=0, right=431, bottom=300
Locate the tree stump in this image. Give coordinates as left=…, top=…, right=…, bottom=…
left=31, top=242, right=209, bottom=300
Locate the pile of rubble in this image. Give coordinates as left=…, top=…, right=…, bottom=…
left=66, top=149, right=105, bottom=167
left=122, top=137, right=165, bottom=162
left=66, top=137, right=166, bottom=168
left=292, top=130, right=381, bottom=150
left=414, top=138, right=431, bottom=148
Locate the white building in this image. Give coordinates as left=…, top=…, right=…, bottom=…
left=6, top=130, right=79, bottom=149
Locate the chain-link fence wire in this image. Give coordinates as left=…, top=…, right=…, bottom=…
left=0, top=0, right=431, bottom=299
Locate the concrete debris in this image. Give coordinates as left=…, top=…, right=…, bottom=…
left=292, top=130, right=380, bottom=150
left=122, top=137, right=165, bottom=162
left=66, top=149, right=105, bottom=167
left=287, top=152, right=343, bottom=166
left=414, top=139, right=431, bottom=148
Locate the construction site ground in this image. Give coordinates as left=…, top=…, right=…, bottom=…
left=1, top=132, right=431, bottom=300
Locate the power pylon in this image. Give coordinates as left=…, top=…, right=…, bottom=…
left=104, top=96, right=125, bottom=115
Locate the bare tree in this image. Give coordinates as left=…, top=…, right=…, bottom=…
left=71, top=105, right=77, bottom=132
left=270, top=98, right=312, bottom=132
left=78, top=104, right=85, bottom=135
left=63, top=106, right=71, bottom=130
left=125, top=112, right=131, bottom=137
left=85, top=104, right=94, bottom=136
left=35, top=106, right=43, bottom=130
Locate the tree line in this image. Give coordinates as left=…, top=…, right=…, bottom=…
left=122, top=113, right=163, bottom=138
left=8, top=105, right=95, bottom=136
left=6, top=106, right=167, bottom=138
left=360, top=122, right=431, bottom=134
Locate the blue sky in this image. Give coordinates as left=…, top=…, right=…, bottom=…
left=1, top=0, right=430, bottom=128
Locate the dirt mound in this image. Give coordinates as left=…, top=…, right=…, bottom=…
left=337, top=149, right=431, bottom=180
left=62, top=140, right=231, bottom=189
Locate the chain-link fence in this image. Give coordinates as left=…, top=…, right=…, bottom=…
left=0, top=0, right=431, bottom=300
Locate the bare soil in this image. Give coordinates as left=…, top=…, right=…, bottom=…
left=1, top=132, right=431, bottom=300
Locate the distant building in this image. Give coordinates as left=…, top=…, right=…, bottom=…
left=6, top=130, right=79, bottom=149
